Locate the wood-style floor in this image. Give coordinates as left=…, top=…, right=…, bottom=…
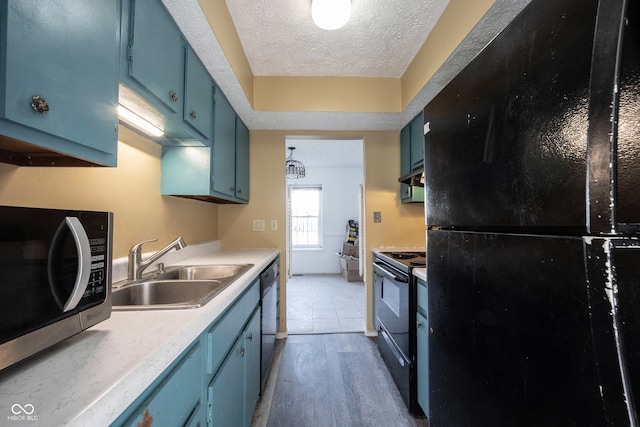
left=251, top=334, right=428, bottom=427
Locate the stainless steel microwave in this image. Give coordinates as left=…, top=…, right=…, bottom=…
left=0, top=206, right=113, bottom=371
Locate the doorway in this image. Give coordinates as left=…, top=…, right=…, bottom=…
left=284, top=137, right=365, bottom=334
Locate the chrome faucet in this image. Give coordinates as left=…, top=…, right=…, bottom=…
left=128, top=236, right=187, bottom=280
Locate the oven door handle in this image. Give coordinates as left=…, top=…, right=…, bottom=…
left=380, top=328, right=406, bottom=367
left=373, top=262, right=409, bottom=283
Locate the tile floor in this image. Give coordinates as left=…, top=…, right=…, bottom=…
left=286, top=274, right=365, bottom=334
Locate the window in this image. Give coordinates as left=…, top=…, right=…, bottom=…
left=291, top=186, right=322, bottom=249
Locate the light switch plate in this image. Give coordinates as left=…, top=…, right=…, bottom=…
left=271, top=219, right=278, bottom=231
left=373, top=211, right=382, bottom=223
left=253, top=219, right=265, bottom=232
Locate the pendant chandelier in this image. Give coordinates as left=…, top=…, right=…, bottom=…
left=286, top=147, right=306, bottom=179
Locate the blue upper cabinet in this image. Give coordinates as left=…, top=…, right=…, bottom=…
left=127, top=0, right=184, bottom=115
left=410, top=111, right=425, bottom=171
left=212, top=88, right=237, bottom=198
left=400, top=113, right=424, bottom=203
left=235, top=117, right=250, bottom=201
left=121, top=0, right=212, bottom=146
left=161, top=85, right=250, bottom=204
left=0, top=1, right=119, bottom=166
left=184, top=47, right=213, bottom=140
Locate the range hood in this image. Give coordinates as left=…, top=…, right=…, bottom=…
left=398, top=166, right=425, bottom=187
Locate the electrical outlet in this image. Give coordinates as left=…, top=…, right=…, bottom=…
left=271, top=219, right=278, bottom=231
left=252, top=219, right=265, bottom=232
left=373, top=211, right=382, bottom=223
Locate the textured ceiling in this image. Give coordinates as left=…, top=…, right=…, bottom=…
left=163, top=0, right=532, bottom=131
left=226, top=0, right=449, bottom=78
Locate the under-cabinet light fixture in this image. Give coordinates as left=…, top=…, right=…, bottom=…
left=117, top=105, right=164, bottom=137
left=311, top=0, right=351, bottom=30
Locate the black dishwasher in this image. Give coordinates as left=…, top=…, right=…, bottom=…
left=260, top=257, right=279, bottom=393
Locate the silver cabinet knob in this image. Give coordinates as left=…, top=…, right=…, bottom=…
left=190, top=110, right=197, bottom=119
left=31, top=96, right=49, bottom=114
left=169, top=90, right=178, bottom=102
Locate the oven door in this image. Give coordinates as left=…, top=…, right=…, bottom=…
left=373, top=261, right=410, bottom=359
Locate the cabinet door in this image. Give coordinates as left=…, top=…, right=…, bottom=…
left=212, top=88, right=236, bottom=197
left=400, top=125, right=413, bottom=201
left=400, top=125, right=411, bottom=175
left=208, top=337, right=244, bottom=427
left=416, top=311, right=429, bottom=417
left=235, top=117, right=250, bottom=201
left=121, top=343, right=203, bottom=427
left=244, top=309, right=261, bottom=427
left=129, top=0, right=185, bottom=114
left=184, top=48, right=213, bottom=141
left=410, top=112, right=424, bottom=170
left=1, top=0, right=118, bottom=165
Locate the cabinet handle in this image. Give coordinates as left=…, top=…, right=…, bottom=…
left=247, top=333, right=253, bottom=342
left=230, top=186, right=235, bottom=191
left=417, top=320, right=423, bottom=328
left=240, top=347, right=245, bottom=357
left=31, top=96, right=49, bottom=115
left=190, top=110, right=197, bottom=119
left=237, top=189, right=242, bottom=194
left=169, top=90, right=179, bottom=102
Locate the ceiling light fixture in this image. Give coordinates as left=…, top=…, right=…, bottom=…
left=311, top=0, right=351, bottom=30
left=117, top=105, right=164, bottom=137
left=286, top=147, right=306, bottom=179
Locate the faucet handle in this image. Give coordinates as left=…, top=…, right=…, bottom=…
left=130, top=238, right=158, bottom=254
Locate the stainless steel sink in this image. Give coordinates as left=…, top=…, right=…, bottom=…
left=111, top=264, right=254, bottom=310
left=156, top=264, right=253, bottom=281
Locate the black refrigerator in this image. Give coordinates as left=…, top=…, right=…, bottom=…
left=423, top=0, right=640, bottom=425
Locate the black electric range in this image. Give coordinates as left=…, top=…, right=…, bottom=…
left=373, top=250, right=425, bottom=416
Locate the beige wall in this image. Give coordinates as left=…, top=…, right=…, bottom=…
left=254, top=76, right=401, bottom=113
left=0, top=126, right=219, bottom=259
left=218, top=129, right=425, bottom=334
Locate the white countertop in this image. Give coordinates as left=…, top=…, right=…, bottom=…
left=413, top=267, right=426, bottom=281
left=371, top=246, right=425, bottom=255
left=0, top=244, right=279, bottom=426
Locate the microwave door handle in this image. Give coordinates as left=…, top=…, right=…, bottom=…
left=48, top=217, right=92, bottom=312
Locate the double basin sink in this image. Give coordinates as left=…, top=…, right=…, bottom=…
left=111, top=264, right=254, bottom=310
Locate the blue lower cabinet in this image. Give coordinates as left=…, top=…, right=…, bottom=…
left=207, top=307, right=261, bottom=427
left=416, top=311, right=429, bottom=417
left=208, top=337, right=245, bottom=427
left=416, top=278, right=429, bottom=417
left=113, top=278, right=262, bottom=427
left=243, top=309, right=261, bottom=427
left=113, top=342, right=204, bottom=427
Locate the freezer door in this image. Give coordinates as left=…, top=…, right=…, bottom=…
left=427, top=230, right=608, bottom=426
left=423, top=0, right=597, bottom=230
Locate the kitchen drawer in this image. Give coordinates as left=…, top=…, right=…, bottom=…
left=417, top=278, right=427, bottom=314
left=206, top=278, right=259, bottom=377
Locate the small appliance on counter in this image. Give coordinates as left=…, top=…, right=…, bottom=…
left=0, top=205, right=113, bottom=372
